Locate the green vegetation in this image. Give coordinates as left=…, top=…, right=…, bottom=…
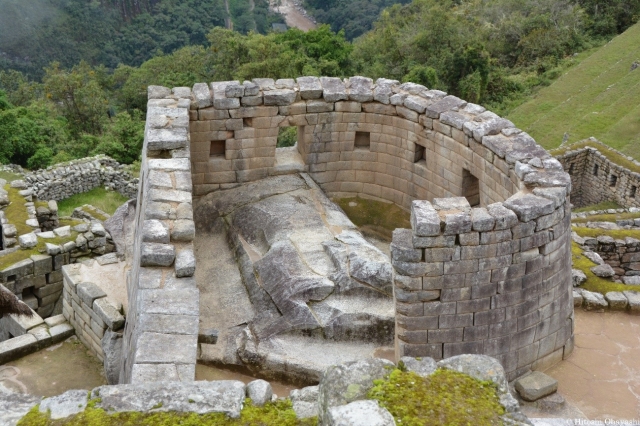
left=4, top=184, right=33, bottom=236
left=303, top=0, right=411, bottom=40
left=335, top=196, right=411, bottom=240
left=572, top=211, right=640, bottom=223
left=57, top=187, right=129, bottom=218
left=571, top=242, right=636, bottom=294
left=509, top=22, right=640, bottom=157
left=368, top=368, right=505, bottom=426
left=572, top=200, right=625, bottom=213
left=277, top=127, right=298, bottom=148
left=18, top=399, right=316, bottom=426
left=573, top=225, right=640, bottom=240
left=0, top=170, right=21, bottom=182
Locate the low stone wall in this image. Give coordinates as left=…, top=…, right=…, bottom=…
left=575, top=232, right=640, bottom=280
left=556, top=139, right=640, bottom=208
left=119, top=86, right=199, bottom=384
left=62, top=264, right=125, bottom=362
left=23, top=155, right=139, bottom=201
left=0, top=254, right=66, bottom=319
left=0, top=314, right=74, bottom=364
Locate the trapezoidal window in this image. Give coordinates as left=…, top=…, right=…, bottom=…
left=609, top=174, right=618, bottom=187
left=462, top=169, right=480, bottom=207
left=414, top=143, right=426, bottom=163
left=354, top=132, right=370, bottom=150
left=630, top=186, right=637, bottom=198
left=593, top=164, right=599, bottom=176
left=210, top=140, right=225, bottom=158
left=568, top=163, right=575, bottom=175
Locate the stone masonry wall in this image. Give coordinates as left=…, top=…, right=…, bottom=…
left=62, top=264, right=125, bottom=362
left=23, top=155, right=139, bottom=201
left=118, top=86, right=199, bottom=385
left=556, top=140, right=640, bottom=208
left=182, top=76, right=574, bottom=382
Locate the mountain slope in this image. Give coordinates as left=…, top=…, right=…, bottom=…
left=507, top=22, right=640, bottom=158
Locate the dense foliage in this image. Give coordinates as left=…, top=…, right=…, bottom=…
left=0, top=0, right=283, bottom=78
left=303, top=0, right=411, bottom=40
left=0, top=0, right=639, bottom=169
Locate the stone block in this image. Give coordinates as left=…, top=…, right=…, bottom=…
left=76, top=282, right=106, bottom=307
left=50, top=323, right=75, bottom=344
left=320, top=77, right=348, bottom=102
left=0, top=334, right=38, bottom=364
left=504, top=194, right=555, bottom=222
left=515, top=371, right=558, bottom=402
left=263, top=90, right=296, bottom=106
left=326, top=400, right=395, bottom=426
left=140, top=243, right=175, bottom=267
left=297, top=76, right=323, bottom=99
left=605, top=292, right=627, bottom=310
left=411, top=200, right=440, bottom=237
left=142, top=220, right=170, bottom=244
left=147, top=128, right=188, bottom=151
left=171, top=220, right=196, bottom=242
left=134, top=332, right=198, bottom=364
left=94, top=298, right=125, bottom=330
left=18, top=233, right=37, bottom=249
left=487, top=203, right=518, bottom=230
left=175, top=248, right=196, bottom=278
left=623, top=291, right=640, bottom=314
left=471, top=208, right=495, bottom=232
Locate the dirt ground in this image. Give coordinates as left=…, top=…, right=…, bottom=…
left=271, top=0, right=316, bottom=31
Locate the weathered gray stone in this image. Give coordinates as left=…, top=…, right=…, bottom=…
left=263, top=89, right=297, bottom=106
left=246, top=379, right=272, bottom=407
left=573, top=290, right=583, bottom=307
left=76, top=282, right=106, bottom=307
left=503, top=195, right=555, bottom=222
left=53, top=226, right=71, bottom=237
left=147, top=128, right=188, bottom=150
left=18, top=233, right=37, bottom=249
left=327, top=400, right=396, bottom=426
left=515, top=371, right=558, bottom=402
left=0, top=388, right=40, bottom=426
left=623, top=276, right=640, bottom=285
left=142, top=219, right=170, bottom=243
left=39, top=389, right=88, bottom=419
left=321, top=77, right=348, bottom=102
left=225, top=84, right=244, bottom=98
left=487, top=203, right=519, bottom=229
left=411, top=200, right=440, bottom=237
left=93, top=381, right=246, bottom=417
left=290, top=386, right=319, bottom=419
left=605, top=292, right=628, bottom=310
left=148, top=85, right=171, bottom=99
left=318, top=358, right=394, bottom=425
left=400, top=356, right=436, bottom=377
left=582, top=290, right=608, bottom=311
left=94, top=298, right=125, bottom=330
left=623, top=291, right=640, bottom=314
left=171, top=219, right=195, bottom=242
left=471, top=208, right=495, bottom=232
left=571, top=269, right=587, bottom=287
left=102, top=330, right=123, bottom=385
left=590, top=264, right=614, bottom=278
left=347, top=76, right=374, bottom=102
left=297, top=76, right=324, bottom=99
left=140, top=243, right=175, bottom=267
left=175, top=248, right=196, bottom=278
left=426, top=95, right=466, bottom=118
left=336, top=231, right=393, bottom=294
left=90, top=222, right=106, bottom=237
left=583, top=251, right=604, bottom=265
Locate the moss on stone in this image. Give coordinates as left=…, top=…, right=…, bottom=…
left=4, top=184, right=33, bottom=237
left=334, top=196, right=411, bottom=240
left=572, top=201, right=624, bottom=213
left=573, top=226, right=640, bottom=240
left=571, top=242, right=635, bottom=294
left=572, top=211, right=640, bottom=223
left=367, top=368, right=505, bottom=426
left=18, top=399, right=317, bottom=426
left=0, top=248, right=39, bottom=271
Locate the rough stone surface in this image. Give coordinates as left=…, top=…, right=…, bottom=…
left=581, top=290, right=608, bottom=311
left=0, top=391, right=40, bottom=426
left=93, top=381, right=246, bottom=418
left=326, top=400, right=396, bottom=426
left=317, top=358, right=394, bottom=425
left=590, top=263, right=615, bottom=278
left=605, top=292, right=628, bottom=310
left=571, top=269, right=587, bottom=287
left=39, top=389, right=88, bottom=420
left=101, top=330, right=123, bottom=385
left=400, top=356, right=437, bottom=377
left=290, top=386, right=319, bottom=419
left=515, top=371, right=558, bottom=402
left=246, top=380, right=273, bottom=407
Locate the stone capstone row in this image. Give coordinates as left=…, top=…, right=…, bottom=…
left=119, top=86, right=198, bottom=384
left=22, top=155, right=138, bottom=201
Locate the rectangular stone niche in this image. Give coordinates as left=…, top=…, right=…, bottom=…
left=414, top=144, right=426, bottom=163
left=462, top=169, right=480, bottom=207
left=609, top=174, right=618, bottom=187
left=354, top=131, right=370, bottom=149
left=210, top=140, right=225, bottom=158
left=631, top=186, right=637, bottom=198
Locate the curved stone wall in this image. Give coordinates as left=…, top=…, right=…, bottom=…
left=131, top=77, right=574, bottom=383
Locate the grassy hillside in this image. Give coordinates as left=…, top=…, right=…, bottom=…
left=507, top=22, right=640, bottom=158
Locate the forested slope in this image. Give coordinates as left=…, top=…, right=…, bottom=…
left=508, top=22, right=640, bottom=157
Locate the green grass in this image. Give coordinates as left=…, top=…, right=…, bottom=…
left=572, top=211, right=640, bottom=223
left=18, top=399, right=316, bottom=426
left=335, top=196, right=411, bottom=240
left=368, top=368, right=505, bottom=426
left=508, top=22, right=640, bottom=158
left=572, top=200, right=624, bottom=213
left=57, top=187, right=128, bottom=218
left=0, top=170, right=21, bottom=182
left=573, top=226, right=640, bottom=240
left=4, top=184, right=32, bottom=237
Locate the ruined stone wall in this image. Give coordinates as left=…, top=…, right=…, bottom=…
left=23, top=155, right=139, bottom=201
left=119, top=87, right=199, bottom=385
left=180, top=76, right=574, bottom=381
left=556, top=142, right=640, bottom=208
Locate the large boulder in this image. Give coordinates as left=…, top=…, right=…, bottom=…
left=104, top=199, right=136, bottom=259
left=327, top=400, right=396, bottom=426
